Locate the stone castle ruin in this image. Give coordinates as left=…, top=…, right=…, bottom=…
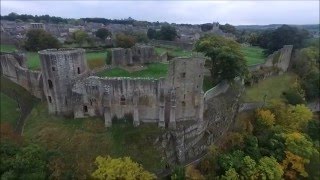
left=0, top=44, right=294, bottom=164
left=111, top=44, right=159, bottom=66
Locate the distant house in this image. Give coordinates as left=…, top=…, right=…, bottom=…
left=30, top=23, right=45, bottom=30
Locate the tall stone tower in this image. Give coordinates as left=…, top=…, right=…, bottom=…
left=165, top=57, right=205, bottom=127
left=38, top=48, right=88, bottom=115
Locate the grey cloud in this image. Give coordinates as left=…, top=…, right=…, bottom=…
left=1, top=1, right=319, bottom=25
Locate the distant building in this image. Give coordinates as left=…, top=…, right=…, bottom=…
left=30, top=23, right=45, bottom=30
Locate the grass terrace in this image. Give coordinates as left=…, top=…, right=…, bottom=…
left=97, top=63, right=168, bottom=78
left=241, top=46, right=266, bottom=66
left=244, top=73, right=296, bottom=102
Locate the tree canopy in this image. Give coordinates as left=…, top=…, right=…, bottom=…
left=95, top=28, right=111, bottom=40
left=91, top=156, right=156, bottom=180
left=25, top=29, right=61, bottom=51
left=195, top=35, right=247, bottom=84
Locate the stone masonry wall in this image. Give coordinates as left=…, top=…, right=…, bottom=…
left=0, top=53, right=43, bottom=98
left=38, top=48, right=89, bottom=115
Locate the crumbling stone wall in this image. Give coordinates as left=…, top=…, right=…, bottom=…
left=71, top=57, right=205, bottom=128
left=157, top=79, right=243, bottom=164
left=265, top=45, right=293, bottom=72
left=111, top=45, right=157, bottom=66
left=0, top=53, right=43, bottom=98
left=249, top=45, right=293, bottom=73
left=38, top=48, right=89, bottom=115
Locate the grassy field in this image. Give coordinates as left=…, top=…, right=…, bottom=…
left=0, top=92, right=20, bottom=126
left=241, top=46, right=266, bottom=66
left=86, top=51, right=108, bottom=69
left=244, top=73, right=296, bottom=102
left=23, top=102, right=164, bottom=177
left=97, top=63, right=168, bottom=78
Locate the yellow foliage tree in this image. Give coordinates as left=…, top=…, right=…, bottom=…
left=282, top=151, right=309, bottom=179
left=91, top=156, right=156, bottom=180
left=185, top=165, right=205, bottom=180
left=285, top=104, right=313, bottom=130
left=256, top=109, right=275, bottom=127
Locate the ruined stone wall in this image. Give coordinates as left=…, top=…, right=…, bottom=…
left=39, top=48, right=89, bottom=115
left=248, top=45, right=293, bottom=73
left=165, top=57, right=205, bottom=125
left=72, top=76, right=165, bottom=126
left=111, top=45, right=157, bottom=66
left=158, top=79, right=243, bottom=164
left=264, top=45, right=293, bottom=72
left=111, top=48, right=132, bottom=66
left=0, top=53, right=43, bottom=98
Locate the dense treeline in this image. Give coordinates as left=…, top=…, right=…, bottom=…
left=171, top=101, right=319, bottom=179
left=147, top=25, right=177, bottom=41
left=236, top=25, right=310, bottom=54
left=1, top=12, right=68, bottom=24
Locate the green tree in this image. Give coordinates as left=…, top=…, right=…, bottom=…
left=158, top=25, right=177, bottom=41
left=115, top=33, right=136, bottom=48
left=219, top=24, right=236, bottom=34
left=147, top=28, right=157, bottom=39
left=258, top=25, right=309, bottom=54
left=257, top=156, right=284, bottom=180
left=243, top=135, right=261, bottom=160
left=0, top=142, right=49, bottom=179
left=218, top=150, right=245, bottom=172
left=73, top=30, right=88, bottom=47
left=200, top=23, right=213, bottom=32
left=220, top=168, right=239, bottom=180
left=25, top=29, right=60, bottom=51
left=95, top=28, right=111, bottom=40
left=91, top=156, right=156, bottom=180
left=195, top=35, right=247, bottom=85
left=240, top=156, right=258, bottom=179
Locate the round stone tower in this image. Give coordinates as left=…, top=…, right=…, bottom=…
left=38, top=48, right=88, bottom=115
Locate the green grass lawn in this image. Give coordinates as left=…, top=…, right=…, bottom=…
left=241, top=46, right=266, bottom=66
left=97, top=63, right=168, bottom=78
left=0, top=44, right=17, bottom=53
left=244, top=73, right=296, bottom=102
left=86, top=51, right=108, bottom=69
left=23, top=102, right=164, bottom=177
left=0, top=92, right=20, bottom=126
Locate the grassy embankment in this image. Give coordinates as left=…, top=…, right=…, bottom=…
left=244, top=73, right=296, bottom=102
left=0, top=93, right=20, bottom=126
left=23, top=103, right=164, bottom=175
left=0, top=44, right=108, bottom=70
left=241, top=46, right=266, bottom=66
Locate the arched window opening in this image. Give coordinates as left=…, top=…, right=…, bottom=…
left=48, top=79, right=53, bottom=89
left=120, top=95, right=126, bottom=105
left=83, top=105, right=88, bottom=113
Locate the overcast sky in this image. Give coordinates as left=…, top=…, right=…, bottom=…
left=1, top=1, right=319, bottom=25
